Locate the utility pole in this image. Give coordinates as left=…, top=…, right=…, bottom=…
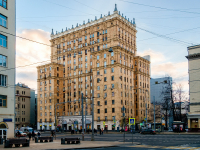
left=81, top=93, right=84, bottom=141
left=85, top=103, right=87, bottom=132
left=154, top=96, right=156, bottom=131
left=91, top=76, right=94, bottom=141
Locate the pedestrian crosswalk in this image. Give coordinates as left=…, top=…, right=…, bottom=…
left=129, top=145, right=200, bottom=150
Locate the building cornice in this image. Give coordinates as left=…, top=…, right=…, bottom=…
left=51, top=11, right=136, bottom=40
left=186, top=53, right=200, bottom=59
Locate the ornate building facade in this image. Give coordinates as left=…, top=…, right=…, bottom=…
left=37, top=5, right=151, bottom=130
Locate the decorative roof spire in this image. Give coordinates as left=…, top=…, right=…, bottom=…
left=88, top=19, right=90, bottom=23
left=95, top=16, right=97, bottom=20
left=83, top=20, right=85, bottom=25
left=100, top=14, right=102, bottom=18
left=133, top=18, right=135, bottom=24
left=51, top=29, right=54, bottom=35
left=66, top=27, right=68, bottom=31
left=108, top=11, right=110, bottom=16
left=125, top=16, right=126, bottom=20
left=114, top=4, right=118, bottom=11
left=56, top=31, right=57, bottom=34
left=62, top=29, right=63, bottom=32
left=76, top=23, right=78, bottom=27
left=122, top=13, right=123, bottom=17
left=119, top=11, right=120, bottom=15
left=72, top=25, right=74, bottom=29
left=128, top=18, right=129, bottom=22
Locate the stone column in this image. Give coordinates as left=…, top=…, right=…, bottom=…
left=188, top=119, right=190, bottom=128
left=198, top=119, right=200, bottom=128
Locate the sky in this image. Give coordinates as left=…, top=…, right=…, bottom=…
left=15, top=0, right=200, bottom=94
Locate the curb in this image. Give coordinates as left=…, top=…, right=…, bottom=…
left=46, top=145, right=119, bottom=150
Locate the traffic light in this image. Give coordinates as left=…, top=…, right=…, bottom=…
left=126, top=118, right=129, bottom=124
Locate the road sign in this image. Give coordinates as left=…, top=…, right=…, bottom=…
left=162, top=117, right=165, bottom=120
left=113, top=119, right=116, bottom=123
left=144, top=117, right=147, bottom=121
left=129, top=118, right=135, bottom=125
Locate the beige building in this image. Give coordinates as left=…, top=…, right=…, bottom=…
left=37, top=5, right=151, bottom=131
left=0, top=0, right=16, bottom=139
left=186, top=45, right=200, bottom=131
left=15, top=83, right=31, bottom=128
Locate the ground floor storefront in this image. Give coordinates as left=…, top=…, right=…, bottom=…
left=187, top=114, right=200, bottom=132
left=0, top=116, right=15, bottom=139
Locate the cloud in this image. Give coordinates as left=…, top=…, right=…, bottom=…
left=137, top=49, right=166, bottom=64
left=16, top=29, right=51, bottom=90
left=138, top=49, right=189, bottom=92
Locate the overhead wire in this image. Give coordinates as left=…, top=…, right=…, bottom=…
left=119, top=0, right=200, bottom=15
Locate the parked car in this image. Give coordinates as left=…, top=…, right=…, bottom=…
left=140, top=129, right=156, bottom=135
left=16, top=131, right=27, bottom=137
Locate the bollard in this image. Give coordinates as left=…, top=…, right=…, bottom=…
left=35, top=137, right=38, bottom=143
left=82, top=132, right=84, bottom=141
left=0, top=138, right=3, bottom=145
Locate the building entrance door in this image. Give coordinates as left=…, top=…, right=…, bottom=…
left=0, top=123, right=7, bottom=140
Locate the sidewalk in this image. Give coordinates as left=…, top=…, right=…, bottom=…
left=157, top=132, right=200, bottom=135
left=0, top=140, right=139, bottom=150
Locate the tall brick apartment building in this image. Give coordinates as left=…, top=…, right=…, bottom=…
left=37, top=5, right=151, bottom=131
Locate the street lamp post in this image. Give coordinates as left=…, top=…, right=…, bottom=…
left=91, top=74, right=102, bottom=141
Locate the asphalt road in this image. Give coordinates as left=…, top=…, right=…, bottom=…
left=41, top=132, right=200, bottom=147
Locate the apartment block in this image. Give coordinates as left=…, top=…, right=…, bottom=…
left=186, top=45, right=200, bottom=131
left=30, top=90, right=37, bottom=129
left=150, top=77, right=173, bottom=128
left=37, top=5, right=151, bottom=131
left=0, top=0, right=16, bottom=139
left=15, top=83, right=31, bottom=128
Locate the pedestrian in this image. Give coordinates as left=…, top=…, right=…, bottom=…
left=32, top=130, right=35, bottom=140
left=99, top=128, right=101, bottom=135
left=38, top=131, right=41, bottom=137
left=101, top=128, right=104, bottom=135
left=17, top=131, right=20, bottom=139
left=28, top=132, right=31, bottom=140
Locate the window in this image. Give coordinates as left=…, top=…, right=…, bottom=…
left=112, top=92, right=114, bottom=97
left=112, top=108, right=115, bottom=113
left=111, top=52, right=114, bottom=57
left=111, top=76, right=114, bottom=81
left=0, top=0, right=7, bottom=9
left=111, top=84, right=114, bottom=88
left=111, top=68, right=114, bottom=73
left=0, top=55, right=6, bottom=67
left=97, top=86, right=100, bottom=90
left=105, top=108, right=107, bottom=113
left=105, top=100, right=107, bottom=105
left=97, top=101, right=100, bottom=105
left=0, top=95, right=6, bottom=107
left=112, top=100, right=115, bottom=104
left=0, top=34, right=7, bottom=48
left=104, top=54, right=106, bottom=58
left=111, top=60, right=114, bottom=64
left=97, top=63, right=99, bottom=67
left=98, top=117, right=100, bottom=121
left=105, top=116, right=107, bottom=121
left=97, top=55, right=99, bottom=60
left=97, top=70, right=100, bottom=75
left=104, top=85, right=107, bottom=90
left=104, top=61, right=106, bottom=67
left=104, top=77, right=107, bottom=82
left=97, top=109, right=100, bottom=113
left=0, top=74, right=6, bottom=86
left=0, top=14, right=7, bottom=27
left=104, top=69, right=107, bottom=74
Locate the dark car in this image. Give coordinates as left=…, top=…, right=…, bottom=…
left=140, top=129, right=156, bottom=135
